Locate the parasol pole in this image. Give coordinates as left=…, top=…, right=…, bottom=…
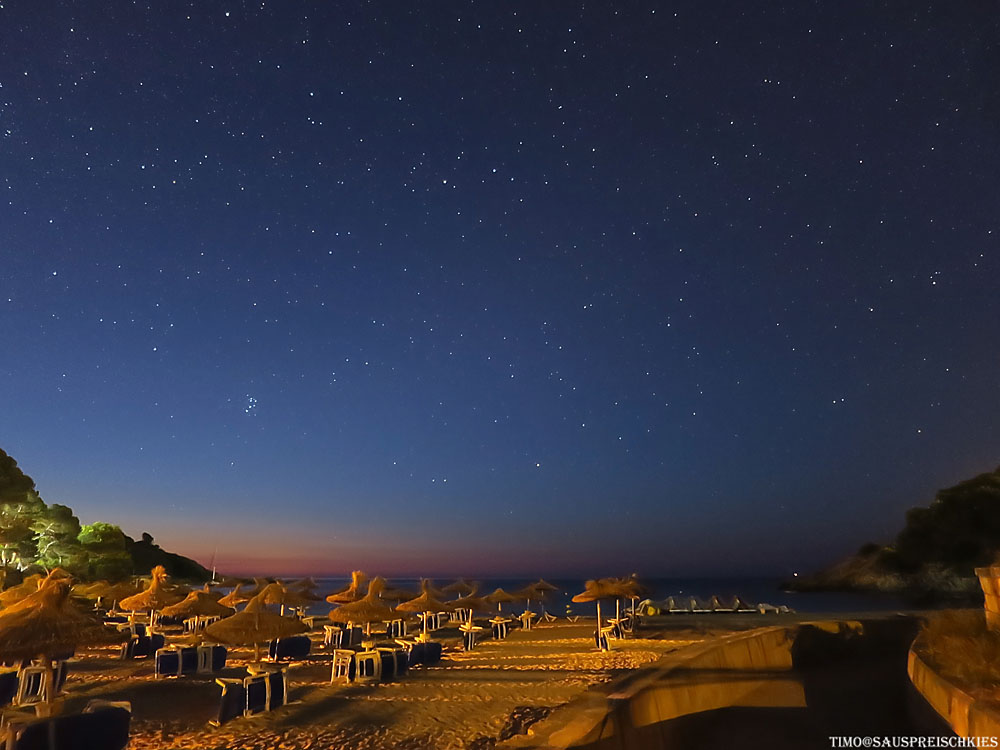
left=596, top=600, right=602, bottom=649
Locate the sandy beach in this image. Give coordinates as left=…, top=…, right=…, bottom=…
left=41, top=615, right=768, bottom=750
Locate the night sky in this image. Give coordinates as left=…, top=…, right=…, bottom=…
left=2, top=3, right=998, bottom=578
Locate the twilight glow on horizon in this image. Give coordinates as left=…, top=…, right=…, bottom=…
left=2, top=3, right=998, bottom=579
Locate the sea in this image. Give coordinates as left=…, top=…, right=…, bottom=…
left=252, top=576, right=919, bottom=618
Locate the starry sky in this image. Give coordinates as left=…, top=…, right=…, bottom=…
left=2, top=2, right=998, bottom=578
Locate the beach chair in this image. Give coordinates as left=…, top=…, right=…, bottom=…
left=341, top=625, right=363, bottom=648
left=490, top=618, right=510, bottom=640
left=376, top=648, right=400, bottom=681
left=119, top=634, right=164, bottom=660
left=518, top=611, right=536, bottom=631
left=13, top=667, right=46, bottom=708
left=423, top=640, right=442, bottom=664
left=385, top=619, right=406, bottom=638
left=353, top=650, right=381, bottom=684
left=212, top=679, right=245, bottom=726
left=243, top=667, right=288, bottom=716
left=114, top=622, right=146, bottom=638
left=267, top=635, right=311, bottom=661
left=323, top=625, right=343, bottom=649
left=0, top=670, right=18, bottom=707
left=595, top=628, right=611, bottom=652
left=734, top=596, right=758, bottom=613
left=330, top=650, right=355, bottom=683
left=2, top=700, right=131, bottom=750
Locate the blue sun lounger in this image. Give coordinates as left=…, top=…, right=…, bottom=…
left=119, top=634, right=164, bottom=660
left=267, top=636, right=311, bottom=661
left=4, top=700, right=131, bottom=750
left=212, top=668, right=288, bottom=725
left=155, top=645, right=227, bottom=677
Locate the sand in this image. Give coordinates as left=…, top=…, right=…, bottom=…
left=26, top=615, right=783, bottom=749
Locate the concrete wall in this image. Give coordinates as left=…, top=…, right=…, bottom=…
left=907, top=647, right=1000, bottom=738
left=502, top=625, right=810, bottom=750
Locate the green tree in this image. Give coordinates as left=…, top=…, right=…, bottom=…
left=78, top=522, right=133, bottom=580
left=32, top=503, right=85, bottom=572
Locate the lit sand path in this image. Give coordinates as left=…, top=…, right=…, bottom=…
left=64, top=621, right=712, bottom=749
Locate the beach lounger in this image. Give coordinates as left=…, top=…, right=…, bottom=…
left=183, top=615, right=220, bottom=634
left=341, top=625, right=363, bottom=648
left=384, top=619, right=406, bottom=638
left=3, top=700, right=131, bottom=750
left=376, top=648, right=403, bottom=681
left=595, top=628, right=611, bottom=652
left=267, top=635, right=311, bottom=661
left=353, top=650, right=381, bottom=684
left=518, top=611, right=536, bottom=631
left=490, top=618, right=510, bottom=640
left=0, top=670, right=17, bottom=707
left=330, top=650, right=355, bottom=683
left=461, top=625, right=484, bottom=652
left=323, top=625, right=343, bottom=649
left=114, top=622, right=146, bottom=638
left=214, top=668, right=288, bottom=724
left=734, top=596, right=758, bottom=613
left=212, top=679, right=245, bottom=726
left=119, top=634, right=164, bottom=660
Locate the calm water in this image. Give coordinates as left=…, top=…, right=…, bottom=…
left=264, top=576, right=915, bottom=617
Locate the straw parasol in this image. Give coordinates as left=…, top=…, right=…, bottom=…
left=217, top=583, right=253, bottom=609
left=257, top=582, right=320, bottom=616
left=571, top=579, right=621, bottom=648
left=287, top=576, right=318, bottom=591
left=161, top=590, right=235, bottom=620
left=199, top=583, right=225, bottom=602
left=117, top=566, right=185, bottom=629
left=203, top=594, right=307, bottom=662
left=326, top=570, right=368, bottom=604
left=419, top=578, right=447, bottom=599
left=485, top=587, right=519, bottom=613
left=0, top=573, right=117, bottom=714
left=612, top=575, right=651, bottom=620
left=378, top=581, right=417, bottom=602
left=0, top=574, right=45, bottom=607
left=328, top=577, right=397, bottom=639
left=395, top=579, right=454, bottom=640
left=442, top=578, right=479, bottom=598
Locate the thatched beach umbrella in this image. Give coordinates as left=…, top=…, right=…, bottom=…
left=217, top=583, right=252, bottom=609
left=199, top=583, right=225, bottom=602
left=161, top=590, right=235, bottom=630
left=572, top=579, right=621, bottom=650
left=257, top=582, right=319, bottom=616
left=203, top=594, right=307, bottom=662
left=485, top=588, right=519, bottom=614
left=118, top=566, right=185, bottom=629
left=442, top=578, right=479, bottom=598
left=0, top=574, right=44, bottom=607
left=378, top=581, right=417, bottom=603
left=613, top=575, right=650, bottom=620
left=326, top=570, right=368, bottom=604
left=0, top=573, right=115, bottom=714
left=328, top=577, right=397, bottom=640
left=395, top=580, right=454, bottom=640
